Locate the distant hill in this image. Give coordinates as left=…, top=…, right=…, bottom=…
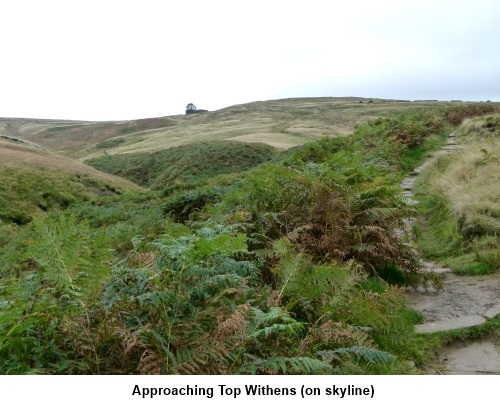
left=0, top=116, right=175, bottom=159
left=4, top=97, right=495, bottom=161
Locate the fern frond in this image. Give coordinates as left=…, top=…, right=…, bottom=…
left=164, top=345, right=233, bottom=375
left=29, top=215, right=82, bottom=291
left=164, top=347, right=197, bottom=374
left=253, top=248, right=275, bottom=259
left=361, top=207, right=404, bottom=222
left=237, top=356, right=331, bottom=375
left=139, top=349, right=162, bottom=374
left=249, top=322, right=305, bottom=339
left=318, top=346, right=396, bottom=366
left=272, top=238, right=293, bottom=256
left=250, top=306, right=294, bottom=324
left=248, top=306, right=305, bottom=339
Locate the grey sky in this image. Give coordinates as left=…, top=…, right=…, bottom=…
left=1, top=0, right=499, bottom=120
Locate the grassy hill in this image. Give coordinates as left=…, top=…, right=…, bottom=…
left=4, top=97, right=495, bottom=161
left=85, top=141, right=278, bottom=189
left=0, top=116, right=175, bottom=158
left=0, top=139, right=142, bottom=225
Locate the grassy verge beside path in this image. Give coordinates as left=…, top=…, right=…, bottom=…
left=414, top=115, right=500, bottom=274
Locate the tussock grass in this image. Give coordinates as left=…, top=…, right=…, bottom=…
left=431, top=145, right=500, bottom=234
left=460, top=114, right=500, bottom=143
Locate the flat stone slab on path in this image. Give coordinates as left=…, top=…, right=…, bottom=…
left=442, top=145, right=464, bottom=151
left=484, top=304, right=500, bottom=319
left=401, top=177, right=416, bottom=190
left=415, top=315, right=486, bottom=334
left=441, top=340, right=500, bottom=374
left=420, top=261, right=452, bottom=274
left=405, top=198, right=418, bottom=206
left=426, top=267, right=452, bottom=274
left=407, top=272, right=500, bottom=323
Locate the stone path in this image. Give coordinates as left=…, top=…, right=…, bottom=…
left=400, top=131, right=500, bottom=373
left=400, top=131, right=500, bottom=332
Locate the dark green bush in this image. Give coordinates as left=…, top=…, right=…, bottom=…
left=162, top=187, right=224, bottom=222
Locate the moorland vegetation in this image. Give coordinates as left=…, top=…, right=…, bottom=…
left=0, top=100, right=498, bottom=374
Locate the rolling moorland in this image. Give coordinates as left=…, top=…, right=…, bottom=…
left=0, top=97, right=499, bottom=374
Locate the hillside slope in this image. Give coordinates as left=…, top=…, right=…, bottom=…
left=85, top=141, right=278, bottom=189
left=4, top=98, right=494, bottom=160
left=0, top=139, right=143, bottom=225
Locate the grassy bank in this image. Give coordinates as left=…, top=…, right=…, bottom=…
left=0, top=141, right=142, bottom=225
left=414, top=115, right=500, bottom=274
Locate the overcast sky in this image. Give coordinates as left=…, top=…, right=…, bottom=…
left=1, top=0, right=499, bottom=121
